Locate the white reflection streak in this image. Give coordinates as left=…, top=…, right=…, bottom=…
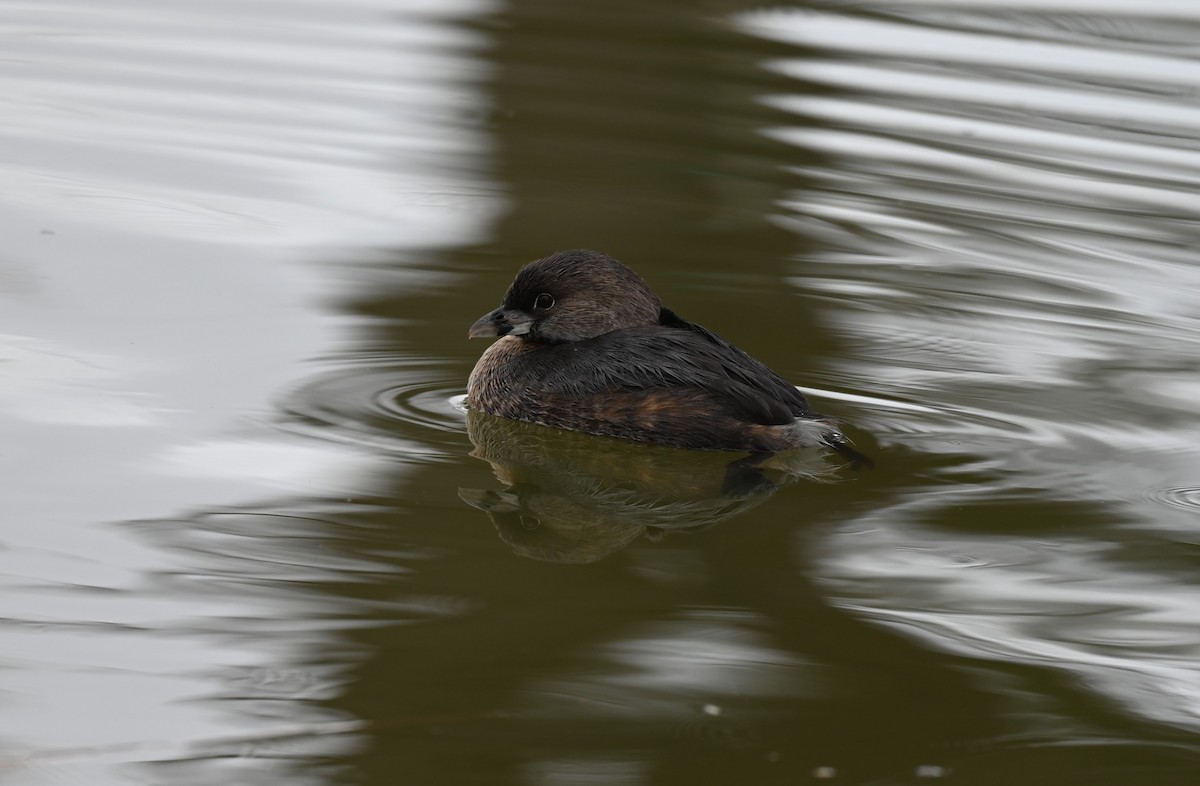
left=770, top=62, right=1200, bottom=137
left=821, top=538, right=1200, bottom=731
left=799, top=385, right=943, bottom=414
left=763, top=96, right=1200, bottom=181
left=862, top=0, right=1200, bottom=12
left=765, top=128, right=1200, bottom=213
left=737, top=11, right=1200, bottom=86
left=844, top=599, right=1200, bottom=729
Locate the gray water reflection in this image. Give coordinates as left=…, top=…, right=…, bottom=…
left=1, top=0, right=496, bottom=784
left=4, top=0, right=1200, bottom=785
left=742, top=3, right=1200, bottom=742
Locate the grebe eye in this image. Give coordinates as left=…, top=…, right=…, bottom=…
left=533, top=292, right=555, bottom=310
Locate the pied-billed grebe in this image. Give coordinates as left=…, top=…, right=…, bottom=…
left=467, top=250, right=858, bottom=455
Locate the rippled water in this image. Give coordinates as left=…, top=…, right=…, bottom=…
left=4, top=0, right=1200, bottom=784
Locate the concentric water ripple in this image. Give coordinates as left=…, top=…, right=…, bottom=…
left=277, top=358, right=468, bottom=459
left=1150, top=486, right=1200, bottom=512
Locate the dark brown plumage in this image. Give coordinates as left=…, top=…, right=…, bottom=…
left=467, top=250, right=857, bottom=455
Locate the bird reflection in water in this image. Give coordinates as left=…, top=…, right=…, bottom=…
left=459, top=409, right=847, bottom=563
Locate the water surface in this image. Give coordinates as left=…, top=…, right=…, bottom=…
left=3, top=1, right=1200, bottom=784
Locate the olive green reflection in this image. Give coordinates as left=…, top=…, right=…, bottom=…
left=460, top=409, right=840, bottom=563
